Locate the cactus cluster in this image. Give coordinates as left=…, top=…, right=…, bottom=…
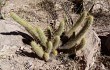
left=10, top=11, right=93, bottom=61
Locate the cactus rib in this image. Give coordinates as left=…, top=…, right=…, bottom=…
left=66, top=11, right=87, bottom=37
left=61, top=15, right=93, bottom=49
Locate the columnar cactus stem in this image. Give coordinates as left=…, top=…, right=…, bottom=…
left=66, top=11, right=87, bottom=37
left=10, top=12, right=39, bottom=40
left=46, top=41, right=53, bottom=53
left=36, top=26, right=47, bottom=47
left=52, top=36, right=60, bottom=56
left=61, top=15, right=93, bottom=49
left=54, top=20, right=65, bottom=36
left=44, top=41, right=53, bottom=61
left=30, top=41, right=44, bottom=58
left=53, top=36, right=60, bottom=50
left=43, top=52, right=50, bottom=61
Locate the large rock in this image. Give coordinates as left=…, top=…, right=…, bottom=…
left=76, top=29, right=100, bottom=70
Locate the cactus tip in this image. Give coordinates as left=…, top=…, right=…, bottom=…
left=44, top=52, right=50, bottom=61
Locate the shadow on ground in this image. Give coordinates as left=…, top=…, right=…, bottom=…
left=0, top=31, right=43, bottom=60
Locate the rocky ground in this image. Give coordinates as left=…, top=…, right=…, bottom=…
left=0, top=0, right=110, bottom=70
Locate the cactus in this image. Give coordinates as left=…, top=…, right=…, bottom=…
left=52, top=36, right=60, bottom=56
left=30, top=41, right=44, bottom=58
left=53, top=36, right=60, bottom=50
left=43, top=52, right=50, bottom=61
left=54, top=20, right=65, bottom=36
left=66, top=11, right=87, bottom=37
left=46, top=41, right=53, bottom=53
left=61, top=15, right=93, bottom=49
left=36, top=26, right=47, bottom=47
left=10, top=12, right=39, bottom=40
left=10, top=11, right=93, bottom=61
left=10, top=12, right=64, bottom=61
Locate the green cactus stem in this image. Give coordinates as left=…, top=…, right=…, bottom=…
left=52, top=36, right=60, bottom=56
left=43, top=52, right=50, bottom=61
left=36, top=26, right=47, bottom=47
left=61, top=15, right=93, bottom=49
left=76, top=38, right=85, bottom=51
left=10, top=12, right=39, bottom=40
left=54, top=20, right=65, bottom=36
left=44, top=41, right=53, bottom=61
left=53, top=36, right=60, bottom=50
left=66, top=11, right=87, bottom=37
left=30, top=41, right=44, bottom=58
left=46, top=41, right=53, bottom=53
